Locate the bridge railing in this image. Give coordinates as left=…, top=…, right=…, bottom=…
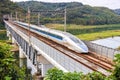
left=31, top=36, right=93, bottom=74
left=5, top=21, right=93, bottom=74
left=5, top=22, right=37, bottom=65
left=84, top=41, right=120, bottom=60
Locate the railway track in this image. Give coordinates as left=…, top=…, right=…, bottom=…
left=88, top=50, right=113, bottom=64
left=9, top=21, right=114, bottom=76
left=79, top=53, right=113, bottom=70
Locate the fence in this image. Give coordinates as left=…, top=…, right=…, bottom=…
left=84, top=41, right=120, bottom=60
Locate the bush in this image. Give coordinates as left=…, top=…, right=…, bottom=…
left=44, top=67, right=64, bottom=80
left=85, top=72, right=105, bottom=80
left=0, top=42, right=26, bottom=80
left=44, top=53, right=120, bottom=80
left=62, top=72, right=84, bottom=80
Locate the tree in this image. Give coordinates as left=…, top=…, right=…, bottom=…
left=84, top=72, right=105, bottom=80
left=0, top=0, right=25, bottom=27
left=44, top=68, right=105, bottom=80
left=112, top=54, right=120, bottom=80
left=44, top=67, right=64, bottom=80
left=0, top=42, right=26, bottom=80
left=62, top=72, right=84, bottom=80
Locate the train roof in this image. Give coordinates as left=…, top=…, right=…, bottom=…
left=15, top=21, right=82, bottom=41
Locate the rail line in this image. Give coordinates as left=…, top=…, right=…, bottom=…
left=9, top=21, right=114, bottom=76
left=88, top=51, right=114, bottom=65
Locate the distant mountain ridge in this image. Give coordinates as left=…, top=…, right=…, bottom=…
left=17, top=1, right=83, bottom=11
left=114, top=9, right=120, bottom=15
left=17, top=1, right=120, bottom=25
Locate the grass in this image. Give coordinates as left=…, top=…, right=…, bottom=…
left=76, top=30, right=120, bottom=41
left=45, top=23, right=120, bottom=41
left=117, top=46, right=120, bottom=50
left=0, top=24, right=5, bottom=29
left=0, top=30, right=8, bottom=40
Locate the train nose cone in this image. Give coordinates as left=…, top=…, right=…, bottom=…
left=81, top=45, right=88, bottom=52
left=77, top=44, right=88, bottom=53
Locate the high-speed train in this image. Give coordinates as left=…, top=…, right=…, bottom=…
left=15, top=21, right=88, bottom=53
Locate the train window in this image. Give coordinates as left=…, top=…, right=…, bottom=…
left=29, top=26, right=63, bottom=40
left=63, top=32, right=83, bottom=44
left=47, top=32, right=63, bottom=40
left=69, top=36, right=82, bottom=44
left=17, top=22, right=28, bottom=28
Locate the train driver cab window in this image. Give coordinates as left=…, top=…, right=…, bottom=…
left=69, top=36, right=82, bottom=44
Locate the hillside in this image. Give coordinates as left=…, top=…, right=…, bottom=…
left=114, top=9, right=120, bottom=15
left=17, top=1, right=83, bottom=11
left=17, top=1, right=120, bottom=25
left=0, top=0, right=25, bottom=27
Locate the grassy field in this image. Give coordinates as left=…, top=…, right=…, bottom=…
left=0, top=30, right=8, bottom=40
left=45, top=24, right=120, bottom=41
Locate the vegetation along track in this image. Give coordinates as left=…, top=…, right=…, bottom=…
left=9, top=21, right=114, bottom=75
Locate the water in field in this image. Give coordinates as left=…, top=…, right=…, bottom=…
left=91, top=36, right=120, bottom=49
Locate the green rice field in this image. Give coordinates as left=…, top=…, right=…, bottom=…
left=46, top=24, right=120, bottom=41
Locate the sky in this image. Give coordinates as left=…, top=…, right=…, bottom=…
left=11, top=0, right=120, bottom=9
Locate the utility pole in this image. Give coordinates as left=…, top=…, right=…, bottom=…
left=38, top=13, right=40, bottom=26
left=28, top=7, right=31, bottom=45
left=64, top=7, right=66, bottom=32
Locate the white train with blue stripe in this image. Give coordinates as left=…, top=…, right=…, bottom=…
left=15, top=21, right=88, bottom=53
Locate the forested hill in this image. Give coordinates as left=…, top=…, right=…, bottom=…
left=114, top=9, right=120, bottom=15
left=0, top=0, right=25, bottom=27
left=17, top=1, right=83, bottom=11
left=17, top=1, right=120, bottom=25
